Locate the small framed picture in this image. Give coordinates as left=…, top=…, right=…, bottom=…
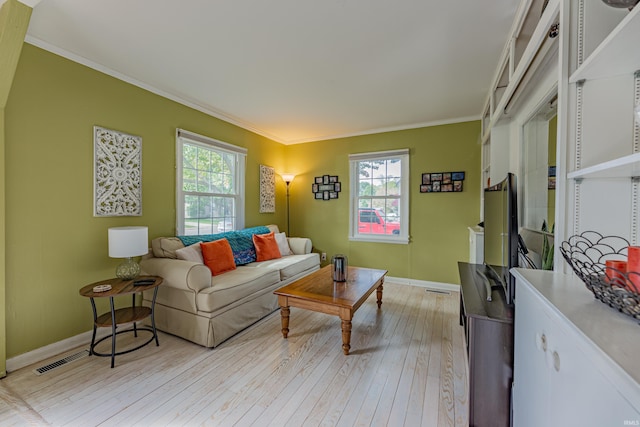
left=452, top=171, right=465, bottom=181
left=420, top=184, right=430, bottom=193
left=432, top=181, right=441, bottom=192
left=323, top=190, right=330, bottom=200
left=453, top=181, right=463, bottom=192
left=422, top=173, right=431, bottom=185
left=548, top=177, right=556, bottom=189
left=431, top=173, right=442, bottom=182
left=329, top=176, right=338, bottom=183
left=315, top=176, right=323, bottom=184
left=312, top=183, right=319, bottom=193
left=334, top=182, right=341, bottom=192
left=329, top=191, right=338, bottom=199
left=315, top=192, right=323, bottom=200
left=442, top=183, right=453, bottom=192
left=442, top=173, right=452, bottom=184
left=548, top=166, right=556, bottom=177
left=323, top=175, right=330, bottom=185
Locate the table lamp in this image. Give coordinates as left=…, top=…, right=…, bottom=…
left=108, top=226, right=148, bottom=280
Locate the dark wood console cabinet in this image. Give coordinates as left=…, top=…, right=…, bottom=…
left=458, top=262, right=514, bottom=427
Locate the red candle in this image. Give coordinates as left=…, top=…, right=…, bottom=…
left=605, top=260, right=627, bottom=286
left=627, top=246, right=640, bottom=293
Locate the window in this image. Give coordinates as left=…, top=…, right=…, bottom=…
left=349, top=149, right=409, bottom=243
left=176, top=129, right=246, bottom=235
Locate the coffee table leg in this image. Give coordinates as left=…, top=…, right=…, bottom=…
left=376, top=283, right=384, bottom=309
left=278, top=296, right=290, bottom=338
left=280, top=306, right=290, bottom=338
left=341, top=318, right=352, bottom=355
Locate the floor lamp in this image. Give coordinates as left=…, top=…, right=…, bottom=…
left=281, top=174, right=295, bottom=235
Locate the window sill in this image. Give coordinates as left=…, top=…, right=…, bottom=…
left=349, top=235, right=409, bottom=245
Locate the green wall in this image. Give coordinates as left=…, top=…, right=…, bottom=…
left=4, top=44, right=287, bottom=359
left=0, top=0, right=32, bottom=377
left=285, top=122, right=481, bottom=284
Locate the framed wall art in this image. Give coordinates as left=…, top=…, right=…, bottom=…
left=94, top=126, right=142, bottom=216
left=259, top=164, right=275, bottom=213
left=420, top=171, right=465, bottom=193
left=312, top=175, right=341, bottom=200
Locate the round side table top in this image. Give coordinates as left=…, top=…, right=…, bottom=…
left=79, top=275, right=163, bottom=298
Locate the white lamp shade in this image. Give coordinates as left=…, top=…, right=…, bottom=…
left=108, top=226, right=148, bottom=258
left=281, top=173, right=295, bottom=183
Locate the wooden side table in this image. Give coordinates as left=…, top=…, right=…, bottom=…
left=79, top=275, right=163, bottom=368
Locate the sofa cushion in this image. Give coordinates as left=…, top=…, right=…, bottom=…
left=201, top=239, right=236, bottom=276
left=151, top=237, right=185, bottom=259
left=245, top=253, right=320, bottom=280
left=275, top=232, right=293, bottom=256
left=253, top=232, right=281, bottom=262
left=196, top=267, right=281, bottom=312
left=175, top=242, right=204, bottom=263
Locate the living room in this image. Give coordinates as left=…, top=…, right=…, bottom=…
left=2, top=0, right=640, bottom=425
left=1, top=1, right=484, bottom=368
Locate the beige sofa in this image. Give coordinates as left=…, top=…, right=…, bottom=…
left=140, top=228, right=320, bottom=347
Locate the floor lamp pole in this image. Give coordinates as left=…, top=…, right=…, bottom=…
left=281, top=174, right=295, bottom=235
left=286, top=181, right=291, bottom=235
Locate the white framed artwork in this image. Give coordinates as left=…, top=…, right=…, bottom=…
left=259, top=164, right=275, bottom=213
left=94, top=126, right=142, bottom=216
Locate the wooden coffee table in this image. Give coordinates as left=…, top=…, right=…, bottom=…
left=274, top=265, right=387, bottom=355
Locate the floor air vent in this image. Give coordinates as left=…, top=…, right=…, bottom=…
left=33, top=350, right=89, bottom=375
left=425, top=288, right=451, bottom=295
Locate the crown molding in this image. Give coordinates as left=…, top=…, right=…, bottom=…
left=17, top=0, right=42, bottom=7
left=282, top=115, right=482, bottom=145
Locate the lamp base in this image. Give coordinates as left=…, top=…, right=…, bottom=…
left=116, top=257, right=140, bottom=280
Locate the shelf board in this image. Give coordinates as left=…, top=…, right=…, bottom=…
left=569, top=6, right=640, bottom=83
left=567, top=152, right=640, bottom=179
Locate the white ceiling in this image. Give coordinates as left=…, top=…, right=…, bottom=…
left=24, top=0, right=520, bottom=144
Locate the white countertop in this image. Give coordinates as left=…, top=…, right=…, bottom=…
left=511, top=268, right=640, bottom=390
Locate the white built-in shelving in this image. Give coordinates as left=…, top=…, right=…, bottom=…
left=481, top=0, right=560, bottom=184
left=569, top=5, right=640, bottom=83
left=567, top=152, right=640, bottom=180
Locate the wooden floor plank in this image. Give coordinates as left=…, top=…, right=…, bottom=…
left=0, top=283, right=469, bottom=427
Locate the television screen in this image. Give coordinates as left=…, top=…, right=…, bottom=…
left=483, top=173, right=518, bottom=304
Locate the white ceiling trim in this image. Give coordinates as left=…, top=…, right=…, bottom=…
left=287, top=115, right=482, bottom=145
left=16, top=0, right=42, bottom=7
left=24, top=35, right=286, bottom=144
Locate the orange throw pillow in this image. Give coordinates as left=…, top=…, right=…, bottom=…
left=200, top=239, right=236, bottom=276
left=253, top=232, right=282, bottom=262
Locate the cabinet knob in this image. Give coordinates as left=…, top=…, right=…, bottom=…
left=536, top=332, right=547, bottom=352
left=552, top=351, right=560, bottom=372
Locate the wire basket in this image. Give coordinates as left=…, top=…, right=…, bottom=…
left=560, top=231, right=640, bottom=320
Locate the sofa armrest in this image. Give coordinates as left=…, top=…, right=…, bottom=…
left=140, top=257, right=211, bottom=293
left=287, top=237, right=312, bottom=255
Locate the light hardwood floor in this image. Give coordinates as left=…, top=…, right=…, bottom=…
left=0, top=282, right=468, bottom=426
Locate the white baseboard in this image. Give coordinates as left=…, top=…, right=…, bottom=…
left=7, top=276, right=458, bottom=372
left=6, top=329, right=110, bottom=373
left=385, top=276, right=460, bottom=293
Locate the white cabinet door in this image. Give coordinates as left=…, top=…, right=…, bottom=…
left=514, top=277, right=640, bottom=426
left=513, top=282, right=551, bottom=427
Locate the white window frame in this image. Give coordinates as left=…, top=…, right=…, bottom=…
left=176, top=129, right=246, bottom=235
left=349, top=149, right=410, bottom=244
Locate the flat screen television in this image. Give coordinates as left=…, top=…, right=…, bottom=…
left=483, top=173, right=518, bottom=304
